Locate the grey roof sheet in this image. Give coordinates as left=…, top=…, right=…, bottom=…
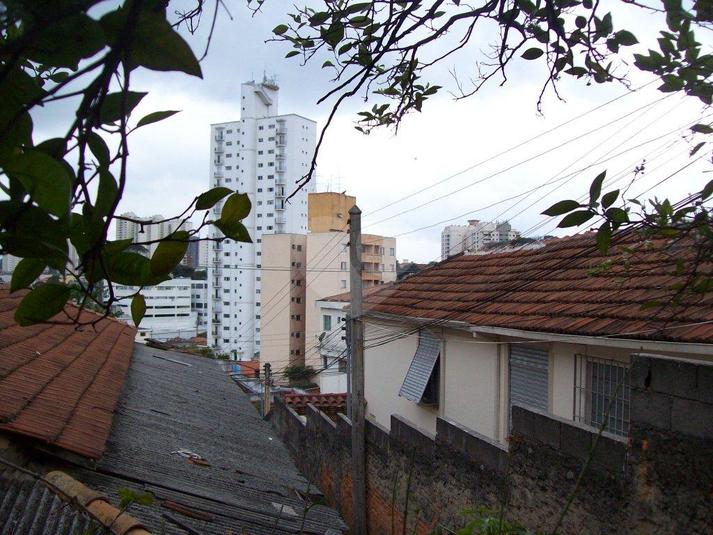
left=69, top=344, right=345, bottom=535
left=0, top=465, right=102, bottom=535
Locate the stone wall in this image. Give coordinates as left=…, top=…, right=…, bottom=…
left=270, top=355, right=713, bottom=534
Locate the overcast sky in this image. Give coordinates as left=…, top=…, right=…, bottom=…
left=34, top=1, right=712, bottom=263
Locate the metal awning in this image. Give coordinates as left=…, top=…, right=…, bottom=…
left=399, top=329, right=440, bottom=403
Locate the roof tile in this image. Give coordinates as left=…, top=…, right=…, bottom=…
left=363, top=233, right=713, bottom=344
left=0, top=288, right=136, bottom=459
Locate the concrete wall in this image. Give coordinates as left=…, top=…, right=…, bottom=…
left=308, top=192, right=355, bottom=233
left=270, top=354, right=713, bottom=535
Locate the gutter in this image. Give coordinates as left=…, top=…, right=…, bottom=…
left=469, top=325, right=713, bottom=356
left=363, top=312, right=713, bottom=356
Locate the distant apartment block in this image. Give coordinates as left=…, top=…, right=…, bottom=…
left=441, top=219, right=520, bottom=259
left=260, top=192, right=396, bottom=378
left=115, top=212, right=192, bottom=257
left=207, top=79, right=316, bottom=360
left=114, top=278, right=197, bottom=342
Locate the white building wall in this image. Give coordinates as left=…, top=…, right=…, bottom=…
left=207, top=81, right=316, bottom=360
left=114, top=278, right=197, bottom=341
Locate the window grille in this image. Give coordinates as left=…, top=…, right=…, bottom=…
left=574, top=355, right=630, bottom=437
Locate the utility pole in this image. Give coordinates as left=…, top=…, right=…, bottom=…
left=262, top=362, right=272, bottom=417
left=348, top=205, right=366, bottom=535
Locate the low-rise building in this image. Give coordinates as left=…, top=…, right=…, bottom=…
left=113, top=277, right=197, bottom=341
left=362, top=233, right=713, bottom=443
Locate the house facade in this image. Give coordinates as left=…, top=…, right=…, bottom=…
left=363, top=234, right=713, bottom=444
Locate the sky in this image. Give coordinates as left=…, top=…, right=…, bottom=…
left=32, top=1, right=713, bottom=263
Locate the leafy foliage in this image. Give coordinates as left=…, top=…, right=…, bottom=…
left=0, top=0, right=252, bottom=328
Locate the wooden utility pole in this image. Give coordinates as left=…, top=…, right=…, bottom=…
left=263, top=362, right=271, bottom=417
left=348, top=205, right=366, bottom=535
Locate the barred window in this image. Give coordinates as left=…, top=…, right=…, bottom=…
left=574, top=355, right=630, bottom=437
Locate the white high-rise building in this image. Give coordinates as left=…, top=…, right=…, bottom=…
left=441, top=219, right=521, bottom=259
left=207, top=79, right=316, bottom=360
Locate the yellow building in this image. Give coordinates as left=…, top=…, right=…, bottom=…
left=307, top=192, right=356, bottom=233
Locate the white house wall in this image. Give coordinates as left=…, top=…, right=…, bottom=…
left=443, top=330, right=500, bottom=440
left=364, top=321, right=438, bottom=434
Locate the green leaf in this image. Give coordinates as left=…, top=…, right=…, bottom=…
left=215, top=220, right=252, bottom=243
left=25, top=14, right=105, bottom=70
left=596, top=222, right=612, bottom=253
left=542, top=199, right=580, bottom=217
left=322, top=60, right=334, bottom=68
left=10, top=258, right=46, bottom=292
left=558, top=210, right=595, bottom=228
left=691, top=123, right=713, bottom=134
left=131, top=293, right=146, bottom=327
left=99, top=91, right=147, bottom=124
left=601, top=189, right=620, bottom=209
left=136, top=110, right=180, bottom=129
left=131, top=13, right=202, bottom=77
left=220, top=193, right=252, bottom=222
left=273, top=24, right=289, bottom=35
left=285, top=50, right=300, bottom=58
left=87, top=132, right=110, bottom=167
left=589, top=171, right=606, bottom=204
left=521, top=48, right=544, bottom=60
left=322, top=21, right=345, bottom=48
left=701, top=179, right=713, bottom=200
left=95, top=169, right=118, bottom=218
left=196, top=187, right=233, bottom=210
left=309, top=12, right=330, bottom=25
left=615, top=30, right=638, bottom=46
left=15, top=283, right=71, bottom=326
left=102, top=251, right=152, bottom=286
left=4, top=150, right=72, bottom=217
left=606, top=207, right=628, bottom=224
left=150, top=230, right=189, bottom=276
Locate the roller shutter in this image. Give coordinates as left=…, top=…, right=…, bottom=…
left=509, top=345, right=549, bottom=413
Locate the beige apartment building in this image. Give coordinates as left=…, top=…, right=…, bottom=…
left=260, top=192, right=396, bottom=382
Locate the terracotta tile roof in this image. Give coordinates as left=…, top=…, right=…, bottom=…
left=0, top=288, right=136, bottom=459
left=283, top=392, right=347, bottom=410
left=321, top=284, right=393, bottom=303
left=363, top=233, right=713, bottom=344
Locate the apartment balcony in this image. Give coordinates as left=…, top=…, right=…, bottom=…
left=361, top=252, right=382, bottom=264
left=276, top=151, right=286, bottom=160
left=212, top=302, right=222, bottom=313
left=214, top=146, right=224, bottom=153
left=213, top=159, right=222, bottom=166
left=213, top=316, right=221, bottom=325
left=213, top=278, right=221, bottom=288
left=276, top=135, right=286, bottom=146
left=276, top=216, right=286, bottom=226
left=215, top=132, right=224, bottom=142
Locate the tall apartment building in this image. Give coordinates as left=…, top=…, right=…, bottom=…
left=260, top=192, right=396, bottom=378
left=441, top=219, right=521, bottom=259
left=207, top=80, right=316, bottom=360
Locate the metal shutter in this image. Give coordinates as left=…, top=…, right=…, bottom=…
left=399, top=330, right=440, bottom=403
left=509, top=346, right=549, bottom=412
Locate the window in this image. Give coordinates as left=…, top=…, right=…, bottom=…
left=390, top=248, right=395, bottom=256
left=323, top=315, right=332, bottom=331
left=296, top=245, right=302, bottom=251
left=574, top=355, right=630, bottom=437
left=400, top=329, right=440, bottom=405
left=340, top=279, right=347, bottom=289
left=340, top=261, right=347, bottom=270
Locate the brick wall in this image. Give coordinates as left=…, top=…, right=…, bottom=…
left=269, top=355, right=713, bottom=534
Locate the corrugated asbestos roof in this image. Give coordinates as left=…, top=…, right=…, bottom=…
left=0, top=288, right=136, bottom=459
left=67, top=344, right=346, bottom=535
left=0, top=465, right=102, bottom=535
left=363, top=233, right=713, bottom=343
